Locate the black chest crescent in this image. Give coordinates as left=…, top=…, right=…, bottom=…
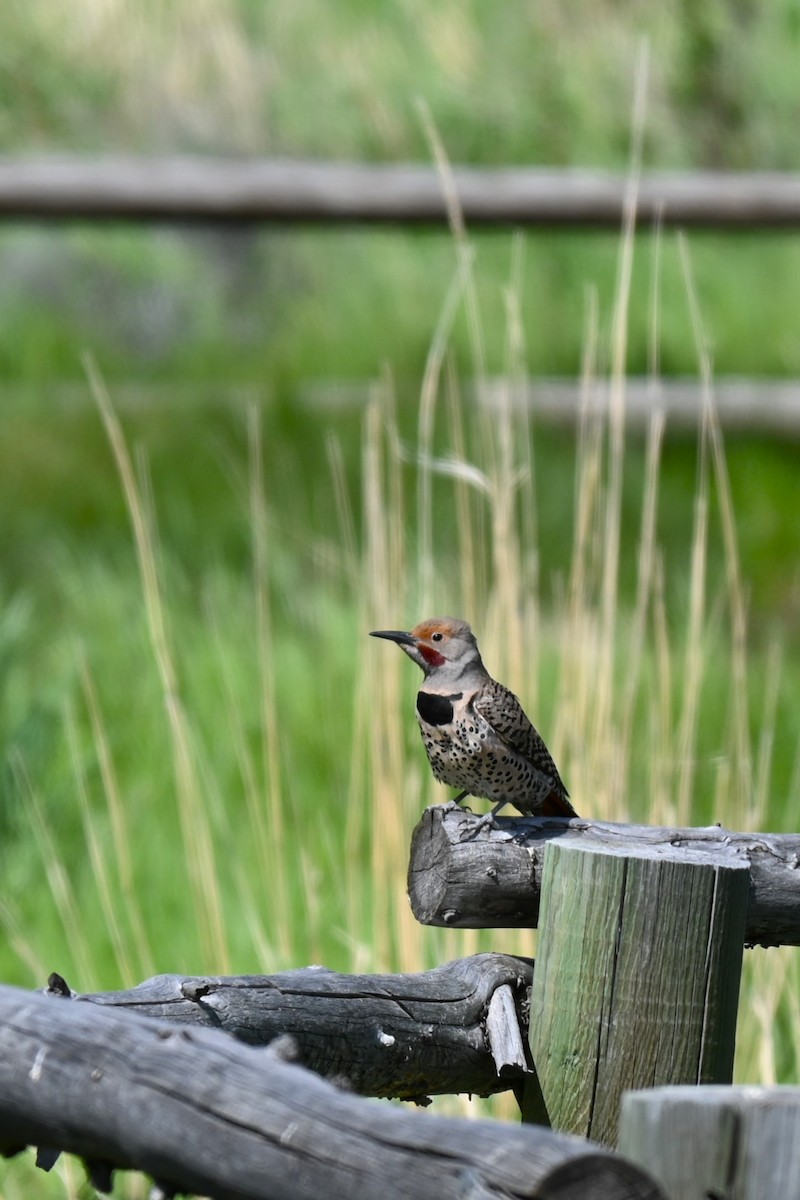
left=416, top=691, right=461, bottom=726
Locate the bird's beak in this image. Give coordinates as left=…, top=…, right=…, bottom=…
left=369, top=629, right=417, bottom=647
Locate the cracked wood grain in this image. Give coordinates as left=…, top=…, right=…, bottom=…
left=59, top=953, right=534, bottom=1101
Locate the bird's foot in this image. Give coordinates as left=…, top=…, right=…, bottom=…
left=459, top=811, right=499, bottom=841
left=443, top=791, right=473, bottom=814
left=443, top=798, right=473, bottom=814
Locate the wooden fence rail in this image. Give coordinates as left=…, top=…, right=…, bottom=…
left=3, top=157, right=800, bottom=226
left=407, top=807, right=800, bottom=946
left=0, top=984, right=665, bottom=1200
left=45, top=952, right=533, bottom=1102
left=303, top=375, right=800, bottom=436
left=12, top=377, right=800, bottom=436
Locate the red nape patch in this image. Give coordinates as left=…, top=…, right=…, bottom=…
left=419, top=645, right=446, bottom=667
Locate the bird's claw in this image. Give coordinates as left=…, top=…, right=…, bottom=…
left=442, top=798, right=473, bottom=814
left=458, top=811, right=499, bottom=841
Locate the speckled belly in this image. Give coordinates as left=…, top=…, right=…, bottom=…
left=416, top=710, right=546, bottom=806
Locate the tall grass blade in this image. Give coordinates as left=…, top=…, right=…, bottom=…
left=84, top=353, right=229, bottom=970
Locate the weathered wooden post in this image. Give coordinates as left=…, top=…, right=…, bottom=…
left=524, top=841, right=750, bottom=1145
left=618, top=1085, right=800, bottom=1199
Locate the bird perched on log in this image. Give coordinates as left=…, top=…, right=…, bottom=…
left=370, top=617, right=576, bottom=825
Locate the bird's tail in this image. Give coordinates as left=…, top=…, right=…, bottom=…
left=540, top=790, right=578, bottom=819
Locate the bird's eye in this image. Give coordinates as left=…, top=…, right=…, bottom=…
left=431, top=632, right=444, bottom=642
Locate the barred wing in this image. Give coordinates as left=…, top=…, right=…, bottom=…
left=472, top=679, right=574, bottom=812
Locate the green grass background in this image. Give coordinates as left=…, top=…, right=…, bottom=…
left=2, top=1, right=800, bottom=1194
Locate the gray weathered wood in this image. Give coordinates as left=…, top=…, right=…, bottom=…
left=2, top=157, right=800, bottom=227
left=485, top=984, right=528, bottom=1076
left=407, top=806, right=800, bottom=946
left=0, top=984, right=666, bottom=1200
left=479, top=375, right=800, bottom=436
left=305, top=375, right=800, bottom=437
left=526, top=842, right=750, bottom=1147
left=63, top=953, right=532, bottom=1101
left=618, top=1086, right=800, bottom=1200
left=14, top=377, right=800, bottom=438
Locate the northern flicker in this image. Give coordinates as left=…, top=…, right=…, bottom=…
left=370, top=617, right=576, bottom=822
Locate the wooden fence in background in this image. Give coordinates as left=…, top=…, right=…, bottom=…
left=12, top=377, right=800, bottom=436
left=2, top=157, right=800, bottom=226
left=5, top=156, right=800, bottom=433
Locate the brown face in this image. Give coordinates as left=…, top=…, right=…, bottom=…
left=411, top=618, right=473, bottom=659
left=407, top=619, right=460, bottom=667
left=370, top=617, right=472, bottom=672
left=409, top=618, right=464, bottom=641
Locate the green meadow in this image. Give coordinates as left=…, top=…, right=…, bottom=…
left=2, top=2, right=800, bottom=1194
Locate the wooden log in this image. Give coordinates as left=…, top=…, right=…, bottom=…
left=618, top=1085, right=800, bottom=1200
left=304, top=375, right=800, bottom=437
left=2, top=157, right=800, bottom=227
left=61, top=953, right=533, bottom=1101
left=0, top=984, right=667, bottom=1200
left=14, top=376, right=800, bottom=438
left=479, top=375, right=800, bottom=437
left=524, top=841, right=750, bottom=1147
left=407, top=806, right=800, bottom=947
